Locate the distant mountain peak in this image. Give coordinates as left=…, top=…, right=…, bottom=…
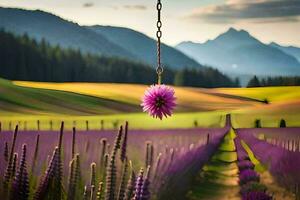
left=209, top=27, right=260, bottom=48
left=227, top=27, right=240, bottom=34
left=217, top=28, right=253, bottom=40
left=176, top=27, right=300, bottom=77
left=226, top=28, right=249, bottom=35
left=270, top=42, right=278, bottom=46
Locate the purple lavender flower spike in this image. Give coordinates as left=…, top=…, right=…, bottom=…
left=133, top=168, right=144, bottom=200
left=4, top=142, right=9, bottom=162
left=34, top=146, right=63, bottom=200
left=120, top=122, right=128, bottom=163
left=125, top=161, right=136, bottom=200
left=11, top=144, right=29, bottom=200
left=141, top=166, right=151, bottom=200
left=141, top=84, right=176, bottom=120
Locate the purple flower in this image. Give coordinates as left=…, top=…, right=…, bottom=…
left=238, top=160, right=255, bottom=170
left=141, top=84, right=176, bottom=120
left=239, top=169, right=260, bottom=185
left=133, top=168, right=144, bottom=200
left=242, top=191, right=273, bottom=200
left=11, top=144, right=29, bottom=200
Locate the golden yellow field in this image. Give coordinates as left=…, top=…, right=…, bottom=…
left=14, top=81, right=259, bottom=112
left=0, top=79, right=299, bottom=130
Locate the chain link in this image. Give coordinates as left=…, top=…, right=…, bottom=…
left=156, top=0, right=163, bottom=80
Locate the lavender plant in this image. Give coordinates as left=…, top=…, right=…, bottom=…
left=34, top=123, right=64, bottom=200
left=145, top=142, right=154, bottom=169
left=100, top=138, right=107, bottom=166
left=34, top=147, right=63, bottom=200
left=117, top=158, right=128, bottom=200
left=124, top=161, right=136, bottom=200
left=120, top=122, right=128, bottom=163
left=67, top=159, right=74, bottom=200
left=11, top=153, right=18, bottom=182
left=73, top=154, right=84, bottom=199
left=90, top=162, right=97, bottom=199
left=10, top=144, right=29, bottom=200
left=4, top=142, right=9, bottom=163
left=105, top=126, right=123, bottom=200
left=71, top=127, right=76, bottom=159
left=132, top=168, right=144, bottom=200
left=141, top=166, right=151, bottom=200
left=3, top=125, right=19, bottom=198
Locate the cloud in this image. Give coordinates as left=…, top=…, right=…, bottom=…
left=83, top=2, right=94, bottom=8
left=109, top=5, right=119, bottom=10
left=186, top=0, right=300, bottom=23
left=123, top=5, right=147, bottom=10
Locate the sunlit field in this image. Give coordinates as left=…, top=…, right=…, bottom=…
left=1, top=79, right=300, bottom=200
left=0, top=79, right=297, bottom=130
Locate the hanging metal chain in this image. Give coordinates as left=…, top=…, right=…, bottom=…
left=156, top=0, right=163, bottom=84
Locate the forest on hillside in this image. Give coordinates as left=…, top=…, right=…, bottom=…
left=0, top=30, right=238, bottom=88
left=247, top=76, right=300, bottom=87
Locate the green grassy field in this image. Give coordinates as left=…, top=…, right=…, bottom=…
left=1, top=78, right=300, bottom=130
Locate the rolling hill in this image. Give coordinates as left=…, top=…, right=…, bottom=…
left=0, top=78, right=140, bottom=116
left=12, top=80, right=258, bottom=114
left=1, top=78, right=300, bottom=129
left=0, top=7, right=134, bottom=59
left=176, top=28, right=300, bottom=76
left=0, top=7, right=200, bottom=69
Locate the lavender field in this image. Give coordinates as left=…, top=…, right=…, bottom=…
left=237, top=129, right=300, bottom=194
left=0, top=121, right=228, bottom=200
left=1, top=116, right=299, bottom=200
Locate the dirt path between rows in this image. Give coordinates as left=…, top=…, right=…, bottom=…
left=186, top=130, right=241, bottom=200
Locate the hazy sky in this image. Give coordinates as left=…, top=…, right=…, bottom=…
left=1, top=0, right=300, bottom=46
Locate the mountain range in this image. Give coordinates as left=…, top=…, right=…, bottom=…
left=176, top=28, right=300, bottom=76
left=1, top=7, right=300, bottom=79
left=87, top=25, right=200, bottom=69
left=270, top=42, right=300, bottom=62
left=0, top=7, right=200, bottom=69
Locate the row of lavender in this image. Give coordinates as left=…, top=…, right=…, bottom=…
left=237, top=128, right=300, bottom=199
left=0, top=122, right=228, bottom=200
left=253, top=128, right=300, bottom=152
left=235, top=136, right=272, bottom=200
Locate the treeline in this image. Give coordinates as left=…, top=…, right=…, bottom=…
left=174, top=68, right=239, bottom=88
left=0, top=30, right=238, bottom=87
left=247, top=75, right=300, bottom=87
